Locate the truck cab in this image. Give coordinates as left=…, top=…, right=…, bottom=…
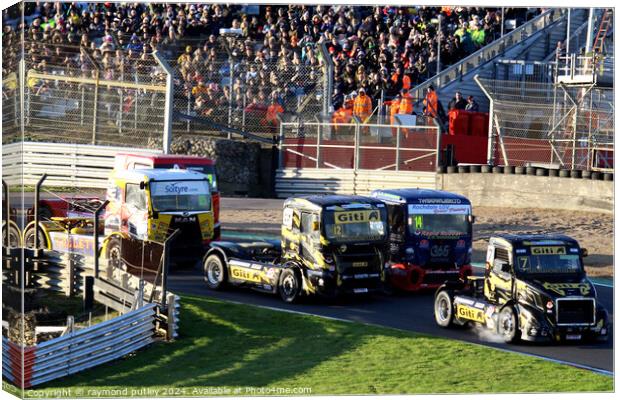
left=202, top=195, right=388, bottom=302
left=371, top=189, right=473, bottom=291
left=434, top=234, right=609, bottom=343
left=104, top=168, right=213, bottom=270
left=114, top=153, right=220, bottom=240
left=281, top=195, right=388, bottom=297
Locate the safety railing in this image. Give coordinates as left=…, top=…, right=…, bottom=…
left=410, top=8, right=565, bottom=104
left=2, top=304, right=156, bottom=388
left=279, top=120, right=441, bottom=173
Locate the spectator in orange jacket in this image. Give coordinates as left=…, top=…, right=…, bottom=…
left=263, top=93, right=284, bottom=133
left=353, top=88, right=372, bottom=124
left=332, top=95, right=354, bottom=133
left=389, top=93, right=401, bottom=137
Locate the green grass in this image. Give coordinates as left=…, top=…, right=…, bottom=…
left=7, top=294, right=613, bottom=397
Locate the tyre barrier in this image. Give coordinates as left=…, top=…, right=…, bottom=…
left=535, top=168, right=548, bottom=177
left=437, top=165, right=613, bottom=181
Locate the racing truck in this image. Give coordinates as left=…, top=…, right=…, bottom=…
left=370, top=189, right=473, bottom=292
left=202, top=195, right=388, bottom=303
left=434, top=234, right=609, bottom=343
left=114, top=152, right=220, bottom=240
left=24, top=168, right=214, bottom=271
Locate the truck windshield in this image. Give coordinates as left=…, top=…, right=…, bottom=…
left=323, top=209, right=386, bottom=242
left=408, top=214, right=469, bottom=235
left=150, top=180, right=211, bottom=212
left=407, top=203, right=470, bottom=236
left=516, top=253, right=583, bottom=275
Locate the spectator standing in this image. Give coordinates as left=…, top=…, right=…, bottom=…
left=448, top=91, right=467, bottom=110
left=353, top=88, right=372, bottom=124
left=465, top=95, right=479, bottom=111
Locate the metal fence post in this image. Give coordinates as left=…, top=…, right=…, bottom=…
left=161, top=229, right=180, bottom=308
left=395, top=125, right=401, bottom=171
left=153, top=51, right=174, bottom=154
left=278, top=121, right=285, bottom=169
left=316, top=124, right=321, bottom=168
left=33, top=174, right=47, bottom=250
left=2, top=180, right=9, bottom=248
left=319, top=39, right=334, bottom=115
left=93, top=200, right=109, bottom=279
left=228, top=58, right=234, bottom=136
left=354, top=118, right=361, bottom=171
left=91, top=70, right=100, bottom=145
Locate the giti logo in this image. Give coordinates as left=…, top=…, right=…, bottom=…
left=531, top=246, right=566, bottom=255
left=456, top=305, right=485, bottom=323
left=542, top=282, right=591, bottom=296
left=335, top=210, right=379, bottom=224
left=230, top=267, right=262, bottom=283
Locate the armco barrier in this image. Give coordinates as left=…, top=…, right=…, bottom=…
left=2, top=304, right=156, bottom=388
left=1, top=142, right=159, bottom=188
left=275, top=168, right=436, bottom=197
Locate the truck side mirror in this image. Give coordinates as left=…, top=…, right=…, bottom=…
left=312, top=220, right=319, bottom=231
left=468, top=215, right=476, bottom=224
left=150, top=210, right=159, bottom=220
left=140, top=181, right=146, bottom=190
left=581, top=248, right=588, bottom=257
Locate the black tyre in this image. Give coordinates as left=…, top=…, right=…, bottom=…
left=470, top=165, right=482, bottom=173
left=447, top=166, right=457, bottom=174
left=604, top=173, right=613, bottom=181
left=498, top=306, right=520, bottom=343
left=536, top=168, right=548, bottom=176
left=458, top=165, right=470, bottom=173
left=526, top=167, right=536, bottom=175
left=2, top=224, right=21, bottom=248
left=203, top=254, right=227, bottom=290
left=591, top=172, right=601, bottom=180
left=492, top=166, right=503, bottom=173
left=570, top=170, right=581, bottom=179
left=434, top=290, right=454, bottom=328
left=436, top=166, right=446, bottom=174
left=105, top=236, right=126, bottom=271
left=503, top=166, right=515, bottom=174
left=581, top=170, right=591, bottom=179
left=559, top=169, right=570, bottom=178
left=548, top=169, right=559, bottom=177
left=24, top=225, right=47, bottom=249
left=514, top=166, right=526, bottom=175
left=278, top=268, right=302, bottom=303
left=481, top=165, right=492, bottom=173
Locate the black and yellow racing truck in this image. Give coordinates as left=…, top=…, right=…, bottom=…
left=202, top=195, right=388, bottom=303
left=434, top=234, right=609, bottom=343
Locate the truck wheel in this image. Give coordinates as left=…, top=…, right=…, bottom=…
left=279, top=268, right=301, bottom=303
left=106, top=237, right=126, bottom=271
left=2, top=225, right=21, bottom=248
left=24, top=226, right=47, bottom=249
left=434, top=290, right=454, bottom=328
left=203, top=254, right=227, bottom=290
left=498, top=306, right=520, bottom=343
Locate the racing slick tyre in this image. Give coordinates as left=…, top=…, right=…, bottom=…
left=105, top=237, right=126, bottom=271
left=434, top=290, right=455, bottom=328
left=203, top=254, right=227, bottom=290
left=23, top=226, right=47, bottom=249
left=498, top=306, right=521, bottom=343
left=278, top=268, right=302, bottom=303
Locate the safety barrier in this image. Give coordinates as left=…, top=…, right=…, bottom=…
left=2, top=304, right=156, bottom=388
left=275, top=168, right=437, bottom=198
left=1, top=142, right=159, bottom=188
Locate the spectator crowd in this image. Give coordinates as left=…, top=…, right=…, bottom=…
left=3, top=3, right=541, bottom=131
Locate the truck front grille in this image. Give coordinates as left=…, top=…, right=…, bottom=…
left=556, top=298, right=596, bottom=325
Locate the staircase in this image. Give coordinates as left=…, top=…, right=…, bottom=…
left=592, top=9, right=613, bottom=54
left=411, top=9, right=590, bottom=113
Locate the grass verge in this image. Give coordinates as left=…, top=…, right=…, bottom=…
left=6, top=293, right=613, bottom=396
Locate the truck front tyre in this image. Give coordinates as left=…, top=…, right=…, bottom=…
left=434, top=290, right=454, bottom=328
left=2, top=225, right=21, bottom=248
left=498, top=306, right=521, bottom=343
left=279, top=268, right=302, bottom=303
left=24, top=226, right=47, bottom=249
left=204, top=254, right=227, bottom=290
